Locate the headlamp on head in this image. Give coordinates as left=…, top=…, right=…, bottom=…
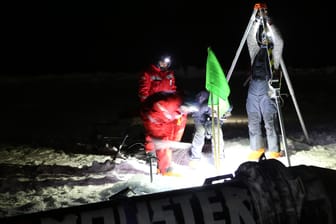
left=163, top=57, right=171, bottom=64
left=158, top=55, right=172, bottom=70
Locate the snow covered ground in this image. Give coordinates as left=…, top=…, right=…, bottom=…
left=0, top=66, right=336, bottom=218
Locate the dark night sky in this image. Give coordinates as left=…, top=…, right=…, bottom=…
left=2, top=1, right=334, bottom=75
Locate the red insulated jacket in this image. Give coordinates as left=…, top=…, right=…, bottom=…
left=138, top=64, right=176, bottom=102
left=140, top=91, right=186, bottom=139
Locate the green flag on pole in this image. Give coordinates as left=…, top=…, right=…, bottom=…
left=205, top=47, right=231, bottom=116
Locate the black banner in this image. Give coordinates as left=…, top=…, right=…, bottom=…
left=2, top=160, right=335, bottom=224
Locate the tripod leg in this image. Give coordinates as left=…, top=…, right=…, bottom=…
left=274, top=89, right=291, bottom=166
left=227, top=8, right=258, bottom=81
left=280, top=58, right=311, bottom=144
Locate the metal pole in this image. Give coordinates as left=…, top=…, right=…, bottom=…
left=215, top=104, right=221, bottom=172
left=274, top=88, right=291, bottom=166
left=280, top=58, right=311, bottom=144
left=147, top=154, right=157, bottom=183
left=209, top=93, right=219, bottom=170
left=227, top=8, right=258, bottom=82
left=149, top=156, right=153, bottom=183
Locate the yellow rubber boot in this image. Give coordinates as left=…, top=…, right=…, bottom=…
left=248, top=148, right=265, bottom=160
left=267, top=151, right=282, bottom=159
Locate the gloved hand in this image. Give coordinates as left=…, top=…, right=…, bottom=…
left=268, top=84, right=277, bottom=99
left=180, top=104, right=198, bottom=114
left=146, top=151, right=156, bottom=159
left=223, top=106, right=233, bottom=119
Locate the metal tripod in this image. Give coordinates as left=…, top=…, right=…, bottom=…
left=226, top=3, right=310, bottom=166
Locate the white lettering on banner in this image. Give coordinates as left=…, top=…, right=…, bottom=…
left=136, top=201, right=151, bottom=224
left=196, top=190, right=225, bottom=223
left=41, top=214, right=78, bottom=224
left=172, top=194, right=195, bottom=224
left=118, top=205, right=127, bottom=224
left=220, top=187, right=256, bottom=224
left=150, top=198, right=177, bottom=224
left=81, top=208, right=115, bottom=224
left=39, top=186, right=255, bottom=224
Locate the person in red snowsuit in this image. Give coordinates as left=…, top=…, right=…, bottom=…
left=138, top=55, right=187, bottom=176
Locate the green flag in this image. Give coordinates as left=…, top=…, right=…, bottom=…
left=205, top=47, right=230, bottom=115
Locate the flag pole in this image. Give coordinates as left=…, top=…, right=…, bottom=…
left=209, top=93, right=218, bottom=170
left=206, top=47, right=231, bottom=172
left=215, top=103, right=221, bottom=171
